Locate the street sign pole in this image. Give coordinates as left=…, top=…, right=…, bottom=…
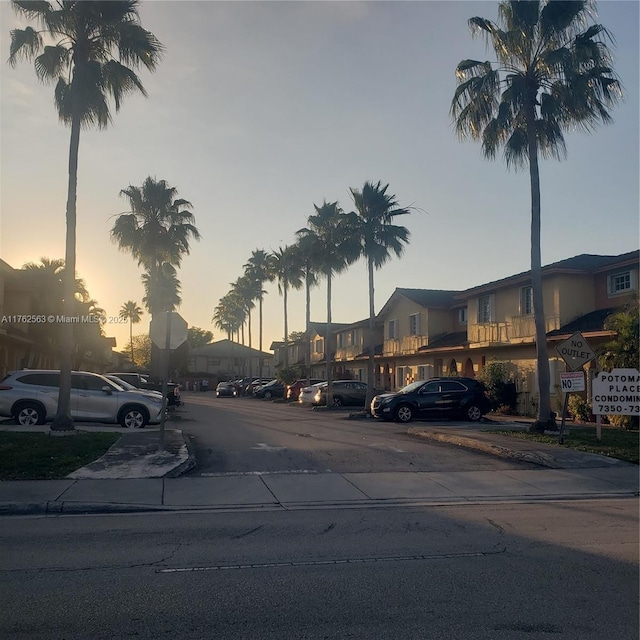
left=159, top=310, right=172, bottom=452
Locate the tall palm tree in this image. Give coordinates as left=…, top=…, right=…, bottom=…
left=243, top=249, right=275, bottom=379
left=271, top=245, right=304, bottom=368
left=140, top=262, right=182, bottom=315
left=294, top=234, right=321, bottom=384
left=230, top=275, right=257, bottom=348
left=119, top=301, right=143, bottom=364
left=450, top=0, right=621, bottom=431
left=111, top=176, right=200, bottom=314
left=296, top=201, right=360, bottom=404
left=9, top=0, right=163, bottom=430
left=350, top=180, right=411, bottom=411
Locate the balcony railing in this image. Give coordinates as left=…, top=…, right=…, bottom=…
left=383, top=335, right=428, bottom=356
left=335, top=345, right=363, bottom=361
left=468, top=315, right=561, bottom=344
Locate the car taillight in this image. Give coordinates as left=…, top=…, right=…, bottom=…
left=0, top=385, right=13, bottom=390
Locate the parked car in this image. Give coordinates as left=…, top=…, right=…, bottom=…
left=286, top=379, right=325, bottom=401
left=216, top=381, right=238, bottom=398
left=370, top=377, right=490, bottom=423
left=107, top=372, right=182, bottom=407
left=254, top=379, right=285, bottom=399
left=104, top=374, right=163, bottom=399
left=313, top=380, right=370, bottom=407
left=245, top=378, right=273, bottom=395
left=298, top=382, right=327, bottom=405
left=0, top=370, right=165, bottom=428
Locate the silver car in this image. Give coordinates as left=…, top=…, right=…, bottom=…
left=0, top=370, right=164, bottom=428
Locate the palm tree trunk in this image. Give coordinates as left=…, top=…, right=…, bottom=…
left=52, top=111, right=81, bottom=431
left=258, top=295, right=263, bottom=380
left=283, top=284, right=289, bottom=368
left=326, top=271, right=333, bottom=406
left=526, top=101, right=553, bottom=431
left=129, top=318, right=134, bottom=364
left=305, top=268, right=312, bottom=385
left=365, top=257, right=376, bottom=414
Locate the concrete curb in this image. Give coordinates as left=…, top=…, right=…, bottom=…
left=164, top=432, right=198, bottom=478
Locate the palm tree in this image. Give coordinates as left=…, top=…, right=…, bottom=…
left=271, top=245, right=304, bottom=368
left=230, top=276, right=257, bottom=347
left=243, top=249, right=275, bottom=379
left=9, top=0, right=162, bottom=430
left=350, top=180, right=411, bottom=411
left=296, top=201, right=360, bottom=404
left=119, top=301, right=143, bottom=364
left=294, top=234, right=321, bottom=384
left=111, top=177, right=200, bottom=314
left=140, top=262, right=182, bottom=315
left=450, top=0, right=621, bottom=431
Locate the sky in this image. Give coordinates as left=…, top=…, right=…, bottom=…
left=1, top=0, right=638, bottom=355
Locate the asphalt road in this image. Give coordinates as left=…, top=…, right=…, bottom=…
left=178, top=394, right=540, bottom=475
left=1, top=499, right=637, bottom=639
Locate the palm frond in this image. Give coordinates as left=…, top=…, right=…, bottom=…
left=102, top=60, right=146, bottom=110
left=33, top=45, right=68, bottom=82
left=8, top=27, right=43, bottom=66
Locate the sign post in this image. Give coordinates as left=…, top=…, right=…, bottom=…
left=150, top=312, right=188, bottom=451
left=555, top=333, right=595, bottom=444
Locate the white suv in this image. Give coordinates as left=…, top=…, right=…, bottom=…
left=0, top=370, right=164, bottom=428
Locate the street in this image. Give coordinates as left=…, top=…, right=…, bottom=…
left=178, top=394, right=541, bottom=475
left=1, top=499, right=637, bottom=639
left=1, top=396, right=637, bottom=639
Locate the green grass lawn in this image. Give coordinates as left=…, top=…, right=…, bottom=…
left=489, top=426, right=639, bottom=465
left=0, top=431, right=121, bottom=480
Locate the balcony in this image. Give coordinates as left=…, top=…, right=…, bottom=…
left=383, top=335, right=429, bottom=356
left=335, top=345, right=363, bottom=361
left=468, top=315, right=561, bottom=344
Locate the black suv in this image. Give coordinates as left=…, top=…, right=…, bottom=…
left=371, top=377, right=490, bottom=423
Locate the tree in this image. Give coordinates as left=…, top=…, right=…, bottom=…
left=450, top=0, right=621, bottom=431
left=121, top=334, right=151, bottom=370
left=294, top=233, right=321, bottom=385
left=188, top=326, right=213, bottom=349
left=243, top=249, right=275, bottom=379
left=350, top=180, right=411, bottom=412
left=111, top=177, right=200, bottom=314
left=271, top=245, right=304, bottom=368
left=231, top=275, right=258, bottom=349
left=296, top=201, right=360, bottom=405
left=119, top=301, right=143, bottom=364
left=9, top=0, right=162, bottom=430
left=600, top=294, right=639, bottom=371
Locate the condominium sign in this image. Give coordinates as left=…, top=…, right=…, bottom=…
left=592, top=369, right=640, bottom=416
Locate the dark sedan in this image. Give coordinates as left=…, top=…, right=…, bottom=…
left=371, top=377, right=490, bottom=423
left=216, top=382, right=238, bottom=398
left=254, top=379, right=285, bottom=399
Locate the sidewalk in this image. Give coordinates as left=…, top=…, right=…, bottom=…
left=0, top=415, right=637, bottom=516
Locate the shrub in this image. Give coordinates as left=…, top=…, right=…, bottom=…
left=567, top=394, right=591, bottom=422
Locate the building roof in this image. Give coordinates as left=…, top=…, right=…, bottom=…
left=189, top=339, right=272, bottom=357
left=546, top=308, right=618, bottom=340
left=417, top=331, right=468, bottom=353
left=377, top=288, right=460, bottom=319
left=458, top=250, right=639, bottom=298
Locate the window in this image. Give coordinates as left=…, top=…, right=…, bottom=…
left=409, top=313, right=420, bottom=336
left=388, top=319, right=397, bottom=339
left=520, top=286, right=533, bottom=316
left=18, top=373, right=59, bottom=387
left=478, top=295, right=492, bottom=323
left=440, top=380, right=465, bottom=392
left=458, top=307, right=467, bottom=325
left=348, top=330, right=357, bottom=346
left=609, top=271, right=632, bottom=295
left=314, top=338, right=324, bottom=353
left=337, top=333, right=344, bottom=348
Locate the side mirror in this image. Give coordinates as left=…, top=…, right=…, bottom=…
left=101, top=386, right=113, bottom=395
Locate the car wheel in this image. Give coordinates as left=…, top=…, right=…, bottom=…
left=119, top=406, right=148, bottom=429
left=14, top=402, right=45, bottom=426
left=264, top=391, right=272, bottom=399
left=465, top=404, right=482, bottom=422
left=333, top=396, right=344, bottom=407
left=395, top=404, right=414, bottom=423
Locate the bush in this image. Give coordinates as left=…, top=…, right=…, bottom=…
left=567, top=395, right=591, bottom=422
left=478, top=361, right=517, bottom=412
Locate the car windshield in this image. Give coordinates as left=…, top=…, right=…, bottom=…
left=398, top=381, right=424, bottom=394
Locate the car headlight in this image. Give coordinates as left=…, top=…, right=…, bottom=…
left=149, top=396, right=164, bottom=404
